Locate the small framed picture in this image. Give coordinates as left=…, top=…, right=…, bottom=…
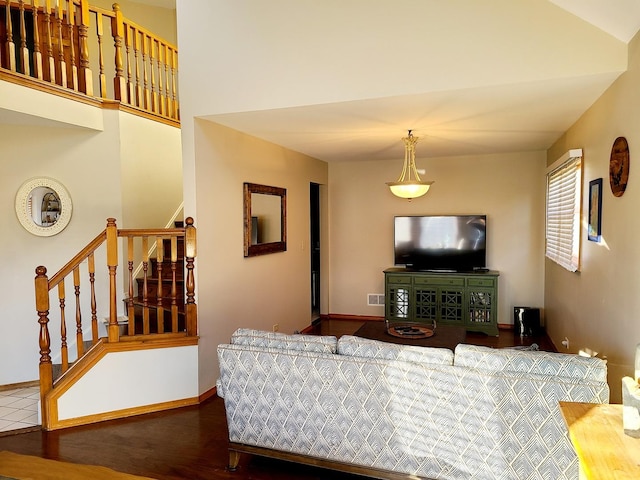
left=588, top=178, right=603, bottom=242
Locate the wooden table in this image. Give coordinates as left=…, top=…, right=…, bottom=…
left=559, top=402, right=640, bottom=479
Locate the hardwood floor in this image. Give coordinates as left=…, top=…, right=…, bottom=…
left=0, top=319, right=556, bottom=480
left=304, top=318, right=557, bottom=352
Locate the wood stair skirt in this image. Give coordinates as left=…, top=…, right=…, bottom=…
left=126, top=222, right=187, bottom=335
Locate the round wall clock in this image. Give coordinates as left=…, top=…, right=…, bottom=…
left=609, top=136, right=630, bottom=197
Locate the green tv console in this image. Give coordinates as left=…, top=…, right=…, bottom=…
left=384, top=268, right=499, bottom=336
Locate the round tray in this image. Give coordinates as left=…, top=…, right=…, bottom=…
left=387, top=325, right=435, bottom=339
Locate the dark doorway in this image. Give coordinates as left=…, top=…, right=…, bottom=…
left=310, top=183, right=321, bottom=321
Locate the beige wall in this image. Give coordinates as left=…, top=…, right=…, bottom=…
left=192, top=121, right=328, bottom=392
left=174, top=0, right=631, bottom=398
left=91, top=0, right=177, bottom=44
left=328, top=151, right=546, bottom=325
left=546, top=33, right=640, bottom=404
left=86, top=0, right=177, bottom=104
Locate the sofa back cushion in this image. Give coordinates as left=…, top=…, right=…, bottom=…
left=338, top=335, right=454, bottom=366
left=231, top=328, right=337, bottom=354
left=454, top=344, right=607, bottom=382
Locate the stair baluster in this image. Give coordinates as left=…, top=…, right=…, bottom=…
left=73, top=266, right=83, bottom=357
left=89, top=253, right=98, bottom=344
left=155, top=236, right=164, bottom=333
left=58, top=280, right=68, bottom=372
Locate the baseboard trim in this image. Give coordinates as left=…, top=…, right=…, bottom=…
left=321, top=314, right=515, bottom=330
left=0, top=380, right=39, bottom=392
left=46, top=396, right=200, bottom=431
left=322, top=313, right=384, bottom=322
left=199, top=386, right=217, bottom=403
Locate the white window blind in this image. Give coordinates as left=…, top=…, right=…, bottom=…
left=546, top=150, right=582, bottom=272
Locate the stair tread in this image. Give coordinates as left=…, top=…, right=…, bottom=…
left=136, top=277, right=185, bottom=284
left=127, top=298, right=187, bottom=308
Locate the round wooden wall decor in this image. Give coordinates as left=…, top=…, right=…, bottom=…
left=609, top=136, right=630, bottom=197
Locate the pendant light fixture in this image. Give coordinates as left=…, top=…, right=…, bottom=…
left=386, top=130, right=434, bottom=200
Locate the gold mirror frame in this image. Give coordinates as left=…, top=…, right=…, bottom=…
left=243, top=183, right=287, bottom=257
left=15, top=177, right=73, bottom=237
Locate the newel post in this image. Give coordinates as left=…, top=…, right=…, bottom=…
left=106, top=218, right=120, bottom=342
left=35, top=266, right=52, bottom=427
left=111, top=3, right=127, bottom=102
left=184, top=217, right=197, bottom=336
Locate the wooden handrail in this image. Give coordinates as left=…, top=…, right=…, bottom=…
left=34, top=217, right=197, bottom=428
left=0, top=0, right=179, bottom=125
left=48, top=230, right=106, bottom=288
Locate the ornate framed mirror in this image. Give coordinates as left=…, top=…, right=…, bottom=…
left=243, top=183, right=287, bottom=257
left=15, top=177, right=73, bottom=236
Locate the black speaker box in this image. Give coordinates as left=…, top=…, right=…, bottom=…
left=513, top=307, right=541, bottom=336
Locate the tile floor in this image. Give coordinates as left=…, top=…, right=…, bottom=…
left=0, top=386, right=40, bottom=433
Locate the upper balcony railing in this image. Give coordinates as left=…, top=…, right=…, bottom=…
left=0, top=0, right=179, bottom=126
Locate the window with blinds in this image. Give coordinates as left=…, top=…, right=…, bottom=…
left=545, top=150, right=583, bottom=272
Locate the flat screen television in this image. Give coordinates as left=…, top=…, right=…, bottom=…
left=394, top=215, right=487, bottom=272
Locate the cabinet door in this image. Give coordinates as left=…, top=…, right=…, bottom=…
left=414, top=287, right=437, bottom=323
left=466, top=288, right=498, bottom=335
left=437, top=287, right=465, bottom=326
left=386, top=284, right=411, bottom=321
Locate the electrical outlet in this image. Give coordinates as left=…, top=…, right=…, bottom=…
left=272, top=324, right=279, bottom=332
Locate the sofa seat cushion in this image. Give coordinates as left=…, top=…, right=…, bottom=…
left=338, top=335, right=454, bottom=366
left=231, top=328, right=338, bottom=354
left=454, top=344, right=608, bottom=383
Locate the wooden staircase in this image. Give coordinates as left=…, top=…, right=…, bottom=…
left=128, top=221, right=187, bottom=335
left=35, top=218, right=198, bottom=430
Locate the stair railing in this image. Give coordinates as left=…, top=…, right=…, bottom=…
left=34, top=217, right=197, bottom=418
left=0, top=0, right=179, bottom=125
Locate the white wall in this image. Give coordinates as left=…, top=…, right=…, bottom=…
left=0, top=82, right=183, bottom=386
left=329, top=151, right=546, bottom=325
left=545, top=32, right=640, bottom=404
left=57, top=345, right=197, bottom=421
left=119, top=113, right=183, bottom=229
left=175, top=0, right=624, bottom=118
left=0, top=116, right=121, bottom=385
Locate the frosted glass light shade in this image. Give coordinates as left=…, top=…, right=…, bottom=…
left=387, top=181, right=433, bottom=199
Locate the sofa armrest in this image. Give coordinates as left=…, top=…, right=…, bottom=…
left=454, top=344, right=608, bottom=383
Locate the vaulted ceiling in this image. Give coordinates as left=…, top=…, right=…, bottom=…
left=192, top=1, right=640, bottom=162
left=4, top=1, right=640, bottom=164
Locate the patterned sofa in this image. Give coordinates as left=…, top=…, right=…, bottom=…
left=217, top=328, right=609, bottom=480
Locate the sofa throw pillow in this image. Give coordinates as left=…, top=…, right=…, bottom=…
left=453, top=344, right=607, bottom=382
left=337, top=335, right=454, bottom=366
left=230, top=328, right=337, bottom=354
